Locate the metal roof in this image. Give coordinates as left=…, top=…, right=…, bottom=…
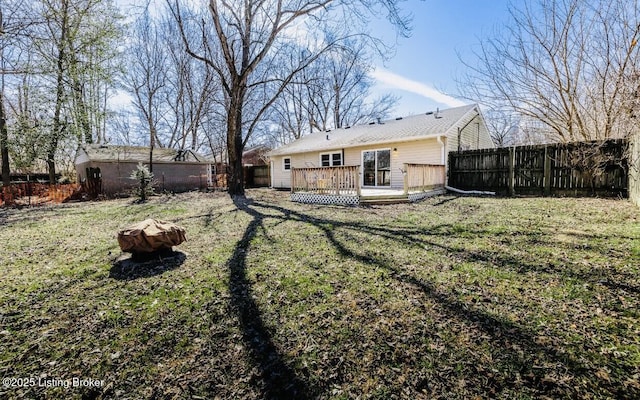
left=77, top=144, right=210, bottom=163
left=269, top=104, right=480, bottom=156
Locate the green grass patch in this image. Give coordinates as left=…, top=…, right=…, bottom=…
left=0, top=191, right=638, bottom=399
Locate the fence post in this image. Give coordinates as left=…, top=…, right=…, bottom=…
left=543, top=146, right=552, bottom=196
left=629, top=134, right=639, bottom=205
left=508, top=147, right=515, bottom=196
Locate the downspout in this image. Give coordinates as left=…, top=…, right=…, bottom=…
left=437, top=135, right=447, bottom=188
left=437, top=135, right=445, bottom=165
left=270, top=159, right=274, bottom=188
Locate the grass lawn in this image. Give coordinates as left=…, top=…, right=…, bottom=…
left=0, top=189, right=639, bottom=399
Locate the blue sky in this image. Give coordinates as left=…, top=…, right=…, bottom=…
left=115, top=0, right=513, bottom=117
left=369, top=0, right=512, bottom=116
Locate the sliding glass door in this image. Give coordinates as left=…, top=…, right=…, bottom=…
left=362, top=149, right=391, bottom=187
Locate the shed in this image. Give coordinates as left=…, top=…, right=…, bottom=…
left=75, top=145, right=212, bottom=196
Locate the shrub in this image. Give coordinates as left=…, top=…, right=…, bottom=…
left=130, top=163, right=154, bottom=202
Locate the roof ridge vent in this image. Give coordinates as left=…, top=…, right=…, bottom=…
left=395, top=117, right=403, bottom=120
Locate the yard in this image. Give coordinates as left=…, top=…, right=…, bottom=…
left=0, top=190, right=639, bottom=399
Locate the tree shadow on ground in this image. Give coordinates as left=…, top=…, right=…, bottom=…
left=228, top=196, right=315, bottom=399
left=243, top=199, right=635, bottom=398
left=109, top=249, right=186, bottom=280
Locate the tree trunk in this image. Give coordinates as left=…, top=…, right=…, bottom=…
left=73, top=78, right=92, bottom=143
left=0, top=91, right=10, bottom=186
left=148, top=97, right=155, bottom=173
left=49, top=0, right=69, bottom=184
left=227, top=94, right=245, bottom=197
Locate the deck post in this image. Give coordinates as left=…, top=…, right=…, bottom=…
left=403, top=163, right=409, bottom=195
left=291, top=168, right=295, bottom=193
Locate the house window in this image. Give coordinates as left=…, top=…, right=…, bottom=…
left=321, top=154, right=330, bottom=166
left=283, top=157, right=291, bottom=171
left=332, top=153, right=342, bottom=166
left=362, top=149, right=391, bottom=187
left=320, top=151, right=342, bottom=167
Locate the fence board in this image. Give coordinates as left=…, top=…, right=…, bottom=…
left=448, top=139, right=628, bottom=197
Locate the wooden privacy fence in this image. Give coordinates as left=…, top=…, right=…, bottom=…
left=630, top=133, right=640, bottom=206
left=448, top=139, right=628, bottom=196
left=404, top=164, right=446, bottom=194
left=244, top=165, right=270, bottom=188
left=291, top=165, right=360, bottom=196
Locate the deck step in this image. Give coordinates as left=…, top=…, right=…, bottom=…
left=359, top=195, right=409, bottom=205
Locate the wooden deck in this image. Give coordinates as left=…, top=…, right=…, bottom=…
left=290, top=164, right=446, bottom=205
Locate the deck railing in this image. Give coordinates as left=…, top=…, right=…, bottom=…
left=404, top=163, right=446, bottom=194
left=291, top=165, right=361, bottom=196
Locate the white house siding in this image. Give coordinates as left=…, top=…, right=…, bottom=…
left=271, top=138, right=443, bottom=189
left=447, top=113, right=494, bottom=152
left=343, top=138, right=442, bottom=189
left=271, top=151, right=333, bottom=189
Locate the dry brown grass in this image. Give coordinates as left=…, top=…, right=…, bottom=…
left=0, top=190, right=638, bottom=399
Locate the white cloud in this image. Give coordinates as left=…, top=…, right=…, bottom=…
left=370, top=68, right=467, bottom=108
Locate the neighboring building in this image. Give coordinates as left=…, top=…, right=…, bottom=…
left=242, top=145, right=271, bottom=188
left=268, top=104, right=494, bottom=192
left=75, top=144, right=212, bottom=196
left=242, top=145, right=271, bottom=166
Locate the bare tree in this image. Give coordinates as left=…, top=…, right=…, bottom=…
left=123, top=9, right=168, bottom=173
left=17, top=0, right=125, bottom=182
left=0, top=36, right=9, bottom=186
left=482, top=107, right=520, bottom=147
left=0, top=0, right=34, bottom=186
left=459, top=0, right=640, bottom=144
left=122, top=7, right=222, bottom=172
left=308, top=42, right=398, bottom=131
left=168, top=0, right=409, bottom=196
left=269, top=41, right=397, bottom=145
left=161, top=14, right=219, bottom=152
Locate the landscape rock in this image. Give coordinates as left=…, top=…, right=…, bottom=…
left=117, top=219, right=186, bottom=253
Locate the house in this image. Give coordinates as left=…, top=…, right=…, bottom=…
left=75, top=144, right=212, bottom=197
left=242, top=144, right=271, bottom=166
left=267, top=104, right=494, bottom=204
